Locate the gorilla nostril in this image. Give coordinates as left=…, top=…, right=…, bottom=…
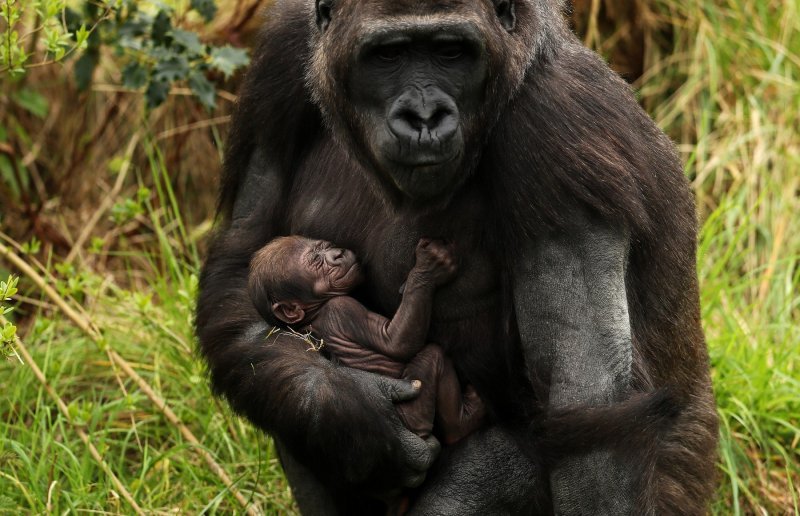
left=401, top=109, right=425, bottom=131
left=390, top=106, right=457, bottom=140
left=428, top=109, right=447, bottom=128
left=388, top=89, right=460, bottom=143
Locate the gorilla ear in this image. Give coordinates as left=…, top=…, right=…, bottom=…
left=492, top=0, right=516, bottom=31
left=316, top=0, right=334, bottom=31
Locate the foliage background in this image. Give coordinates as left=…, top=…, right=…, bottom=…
left=1, top=0, right=798, bottom=513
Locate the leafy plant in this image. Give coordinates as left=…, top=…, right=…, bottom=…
left=2, top=0, right=249, bottom=109
left=0, top=275, right=20, bottom=362
left=1, top=0, right=91, bottom=77
left=65, top=0, right=249, bottom=109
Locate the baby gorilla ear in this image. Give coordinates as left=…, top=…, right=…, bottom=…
left=272, top=301, right=306, bottom=325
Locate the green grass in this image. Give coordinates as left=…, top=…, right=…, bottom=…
left=644, top=0, right=800, bottom=512
left=1, top=0, right=799, bottom=513
left=0, top=145, right=296, bottom=514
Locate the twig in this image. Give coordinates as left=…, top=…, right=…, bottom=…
left=0, top=242, right=263, bottom=516
left=0, top=314, right=145, bottom=515
left=65, top=130, right=141, bottom=265
left=156, top=115, right=231, bottom=140
left=90, top=84, right=238, bottom=103
left=757, top=195, right=790, bottom=302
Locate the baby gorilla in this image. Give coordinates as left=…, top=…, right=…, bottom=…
left=248, top=236, right=485, bottom=444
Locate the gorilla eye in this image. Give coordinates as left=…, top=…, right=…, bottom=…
left=375, top=44, right=404, bottom=62
left=437, top=44, right=464, bottom=60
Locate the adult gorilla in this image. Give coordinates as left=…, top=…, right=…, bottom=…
left=196, top=0, right=718, bottom=513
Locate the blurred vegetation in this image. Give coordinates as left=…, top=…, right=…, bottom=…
left=0, top=0, right=798, bottom=513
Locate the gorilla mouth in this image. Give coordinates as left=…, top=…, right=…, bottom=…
left=388, top=151, right=461, bottom=170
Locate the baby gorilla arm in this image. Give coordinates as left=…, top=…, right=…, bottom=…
left=375, top=239, right=457, bottom=360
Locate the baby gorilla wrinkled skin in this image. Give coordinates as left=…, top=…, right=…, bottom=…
left=248, top=236, right=486, bottom=444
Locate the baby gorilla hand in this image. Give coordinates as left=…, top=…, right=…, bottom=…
left=413, top=238, right=458, bottom=287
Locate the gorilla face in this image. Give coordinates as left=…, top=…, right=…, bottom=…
left=308, top=0, right=524, bottom=203
left=346, top=21, right=489, bottom=201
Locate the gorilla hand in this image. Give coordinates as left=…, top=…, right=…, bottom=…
left=296, top=365, right=440, bottom=493
left=347, top=369, right=441, bottom=489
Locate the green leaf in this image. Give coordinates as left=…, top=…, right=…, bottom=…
left=151, top=9, right=172, bottom=46
left=74, top=24, right=90, bottom=51
left=1, top=2, right=22, bottom=26
left=2, top=323, right=16, bottom=342
left=118, top=16, right=150, bottom=39
left=209, top=45, right=249, bottom=79
left=188, top=70, right=216, bottom=109
left=43, top=26, right=70, bottom=61
left=137, top=187, right=150, bottom=202
left=191, top=0, right=217, bottom=22
left=40, top=0, right=64, bottom=19
left=89, top=237, right=105, bottom=254
left=21, top=237, right=41, bottom=255
left=171, top=29, right=204, bottom=55
left=153, top=55, right=190, bottom=83
left=12, top=90, right=49, bottom=119
left=1, top=276, right=18, bottom=299
left=122, top=62, right=148, bottom=89
left=145, top=79, right=170, bottom=109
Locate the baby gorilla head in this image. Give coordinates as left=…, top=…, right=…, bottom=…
left=248, top=236, right=363, bottom=326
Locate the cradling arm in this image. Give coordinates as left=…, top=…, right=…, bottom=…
left=512, top=213, right=637, bottom=515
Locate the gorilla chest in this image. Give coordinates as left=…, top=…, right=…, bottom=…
left=285, top=167, right=501, bottom=346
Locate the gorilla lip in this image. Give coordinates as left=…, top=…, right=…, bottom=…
left=388, top=152, right=459, bottom=170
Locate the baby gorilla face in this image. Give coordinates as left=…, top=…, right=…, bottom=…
left=301, top=239, right=364, bottom=297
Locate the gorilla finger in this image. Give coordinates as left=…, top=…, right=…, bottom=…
left=424, top=434, right=441, bottom=461
left=401, top=469, right=428, bottom=489
left=398, top=431, right=440, bottom=473
left=380, top=376, right=422, bottom=402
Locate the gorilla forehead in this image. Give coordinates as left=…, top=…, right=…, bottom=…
left=324, top=1, right=498, bottom=41
left=311, top=0, right=549, bottom=101
left=334, top=0, right=491, bottom=17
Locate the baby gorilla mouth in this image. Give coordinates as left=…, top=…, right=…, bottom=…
left=337, top=259, right=362, bottom=285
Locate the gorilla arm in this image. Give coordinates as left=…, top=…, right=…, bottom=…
left=512, top=214, right=636, bottom=515
left=196, top=151, right=439, bottom=492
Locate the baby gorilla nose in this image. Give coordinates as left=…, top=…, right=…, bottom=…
left=388, top=87, right=459, bottom=147
left=324, top=247, right=346, bottom=265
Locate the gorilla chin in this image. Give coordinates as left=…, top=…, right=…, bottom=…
left=378, top=136, right=467, bottom=201
left=384, top=156, right=465, bottom=201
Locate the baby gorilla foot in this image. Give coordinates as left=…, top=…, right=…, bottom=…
left=442, top=385, right=487, bottom=445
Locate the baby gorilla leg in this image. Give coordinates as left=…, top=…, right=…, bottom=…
left=395, top=345, right=443, bottom=438
left=396, top=345, right=485, bottom=444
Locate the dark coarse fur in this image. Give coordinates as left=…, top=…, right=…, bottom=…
left=196, top=0, right=718, bottom=513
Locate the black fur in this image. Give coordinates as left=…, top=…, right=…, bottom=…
left=196, top=0, right=718, bottom=513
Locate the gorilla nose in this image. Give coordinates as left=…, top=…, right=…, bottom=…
left=388, top=90, right=458, bottom=144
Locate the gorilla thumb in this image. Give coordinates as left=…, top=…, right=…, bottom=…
left=382, top=377, right=422, bottom=402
